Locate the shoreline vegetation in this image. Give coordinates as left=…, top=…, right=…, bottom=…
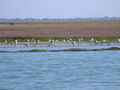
left=0, top=37, right=120, bottom=42
left=0, top=47, right=120, bottom=52
left=0, top=20, right=120, bottom=49
left=0, top=36, right=120, bottom=44
left=0, top=37, right=120, bottom=48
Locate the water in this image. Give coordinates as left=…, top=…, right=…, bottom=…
left=0, top=50, right=120, bottom=90
left=0, top=43, right=120, bottom=51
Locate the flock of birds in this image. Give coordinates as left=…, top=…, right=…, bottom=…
left=0, top=38, right=120, bottom=47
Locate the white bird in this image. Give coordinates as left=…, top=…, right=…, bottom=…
left=48, top=39, right=52, bottom=42
left=36, top=40, right=40, bottom=43
left=102, top=40, right=107, bottom=43
left=118, top=39, right=120, bottom=43
left=67, top=40, right=70, bottom=43
left=26, top=39, right=29, bottom=42
left=52, top=40, right=54, bottom=42
left=25, top=43, right=30, bottom=47
left=4, top=40, right=8, bottom=44
left=32, top=39, right=36, bottom=43
left=89, top=38, right=94, bottom=43
left=14, top=40, right=18, bottom=45
left=63, top=40, right=66, bottom=42
left=72, top=41, right=76, bottom=46
left=70, top=38, right=72, bottom=41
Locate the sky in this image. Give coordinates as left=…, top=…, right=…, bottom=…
left=0, top=0, right=120, bottom=19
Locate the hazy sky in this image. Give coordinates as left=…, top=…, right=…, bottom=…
left=0, top=0, right=120, bottom=18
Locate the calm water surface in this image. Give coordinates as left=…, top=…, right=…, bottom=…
left=0, top=51, right=120, bottom=90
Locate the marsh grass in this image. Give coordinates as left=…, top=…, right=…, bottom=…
left=0, top=20, right=120, bottom=38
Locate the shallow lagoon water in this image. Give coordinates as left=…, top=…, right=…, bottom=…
left=0, top=43, right=120, bottom=51
left=0, top=45, right=120, bottom=90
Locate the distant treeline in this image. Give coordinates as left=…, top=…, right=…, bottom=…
left=0, top=16, right=120, bottom=20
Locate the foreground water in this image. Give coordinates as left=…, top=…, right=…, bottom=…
left=0, top=50, right=120, bottom=90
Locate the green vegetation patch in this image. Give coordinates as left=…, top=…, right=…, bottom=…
left=19, top=49, right=48, bottom=52
left=0, top=37, right=120, bottom=42
left=0, top=51, right=10, bottom=52
left=56, top=48, right=88, bottom=52
left=18, top=47, right=120, bottom=52
left=54, top=47, right=120, bottom=52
